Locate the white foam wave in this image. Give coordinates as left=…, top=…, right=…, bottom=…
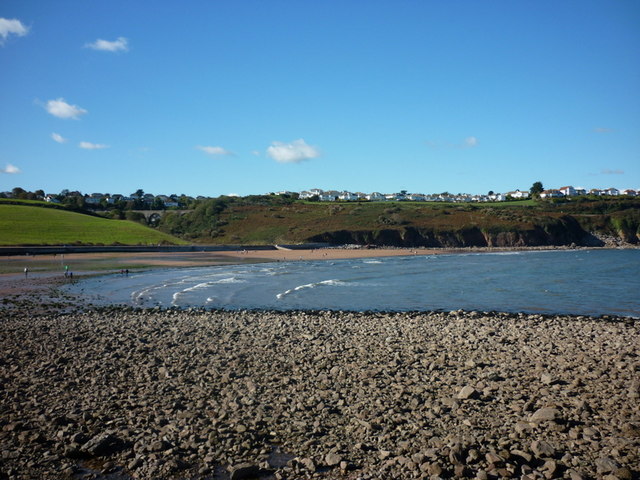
left=171, top=291, right=183, bottom=304
left=363, top=260, right=382, bottom=264
left=182, top=282, right=212, bottom=292
left=213, top=277, right=245, bottom=284
left=276, top=279, right=345, bottom=300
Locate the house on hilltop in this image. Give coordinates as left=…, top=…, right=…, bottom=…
left=558, top=186, right=576, bottom=196
left=366, top=192, right=386, bottom=201
left=540, top=189, right=563, bottom=199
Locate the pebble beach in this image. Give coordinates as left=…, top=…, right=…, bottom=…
left=1, top=303, right=638, bottom=479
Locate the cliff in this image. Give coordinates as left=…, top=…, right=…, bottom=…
left=308, top=216, right=608, bottom=248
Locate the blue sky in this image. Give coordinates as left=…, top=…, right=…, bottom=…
left=1, top=1, right=639, bottom=197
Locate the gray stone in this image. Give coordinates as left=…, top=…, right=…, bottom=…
left=300, top=458, right=315, bottom=472
left=80, top=433, right=124, bottom=457
left=530, top=440, right=555, bottom=458
left=530, top=407, right=561, bottom=423
left=457, top=385, right=479, bottom=400
left=595, top=456, right=620, bottom=474
left=325, top=452, right=342, bottom=466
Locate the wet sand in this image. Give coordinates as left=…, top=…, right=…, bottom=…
left=0, top=248, right=440, bottom=305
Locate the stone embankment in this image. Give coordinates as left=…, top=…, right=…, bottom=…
left=1, top=308, right=638, bottom=479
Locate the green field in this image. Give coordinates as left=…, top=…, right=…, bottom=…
left=0, top=204, right=186, bottom=246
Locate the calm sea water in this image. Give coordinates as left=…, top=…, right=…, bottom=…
left=67, top=249, right=640, bottom=317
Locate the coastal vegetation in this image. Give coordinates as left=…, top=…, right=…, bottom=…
left=1, top=192, right=639, bottom=247
left=157, top=195, right=640, bottom=247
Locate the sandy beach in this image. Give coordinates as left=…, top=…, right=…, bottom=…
left=0, top=247, right=442, bottom=274
left=0, top=249, right=638, bottom=479
left=0, top=248, right=440, bottom=308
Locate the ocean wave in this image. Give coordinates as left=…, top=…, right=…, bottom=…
left=169, top=277, right=245, bottom=305
left=212, top=277, right=246, bottom=284
left=276, top=279, right=346, bottom=300
left=132, top=282, right=175, bottom=304
left=363, top=260, right=382, bottom=264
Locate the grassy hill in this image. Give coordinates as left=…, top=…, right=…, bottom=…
left=0, top=204, right=186, bottom=246
left=2, top=196, right=638, bottom=248
left=158, top=196, right=640, bottom=247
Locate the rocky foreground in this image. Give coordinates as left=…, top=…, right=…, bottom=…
left=0, top=308, right=638, bottom=480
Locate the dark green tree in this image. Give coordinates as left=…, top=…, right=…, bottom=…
left=11, top=187, right=26, bottom=199
left=530, top=181, right=544, bottom=197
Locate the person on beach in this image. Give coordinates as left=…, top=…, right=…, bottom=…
left=24, top=267, right=28, bottom=278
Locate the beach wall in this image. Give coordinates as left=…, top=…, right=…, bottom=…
left=0, top=243, right=330, bottom=257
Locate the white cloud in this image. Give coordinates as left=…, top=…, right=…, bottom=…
left=1, top=164, right=21, bottom=174
left=45, top=98, right=87, bottom=119
left=426, top=136, right=479, bottom=149
left=594, top=127, right=613, bottom=133
left=79, top=141, right=109, bottom=150
left=0, top=18, right=29, bottom=44
left=601, top=169, right=624, bottom=175
left=196, top=145, right=235, bottom=156
left=464, top=136, right=478, bottom=147
left=85, top=37, right=128, bottom=52
left=266, top=139, right=320, bottom=164
left=51, top=132, right=67, bottom=144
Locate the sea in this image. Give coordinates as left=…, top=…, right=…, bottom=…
left=66, top=249, right=640, bottom=317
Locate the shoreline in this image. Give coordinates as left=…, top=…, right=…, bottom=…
left=1, top=245, right=638, bottom=318
left=1, top=249, right=638, bottom=479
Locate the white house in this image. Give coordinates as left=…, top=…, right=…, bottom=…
left=558, top=186, right=576, bottom=196
left=623, top=189, right=637, bottom=196
left=366, top=192, right=386, bottom=201
left=511, top=190, right=530, bottom=199
left=407, top=193, right=426, bottom=201
left=603, top=187, right=620, bottom=196
left=540, top=189, right=563, bottom=199
left=385, top=193, right=405, bottom=201
left=338, top=191, right=358, bottom=201
left=298, top=191, right=315, bottom=200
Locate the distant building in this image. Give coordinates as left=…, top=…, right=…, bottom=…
left=366, top=192, right=386, bottom=201
left=558, top=186, right=576, bottom=196
left=509, top=190, right=530, bottom=199
left=540, top=189, right=563, bottom=199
